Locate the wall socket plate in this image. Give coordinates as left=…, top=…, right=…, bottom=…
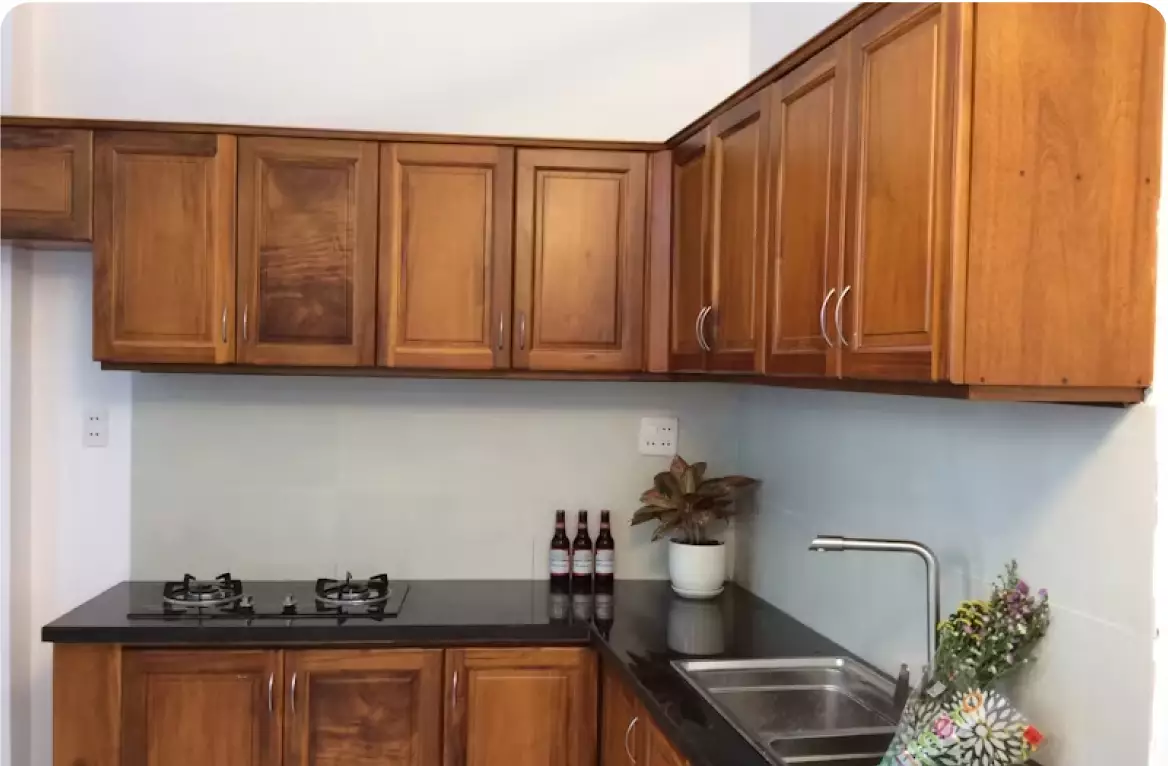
left=639, top=416, right=678, bottom=456
left=83, top=408, right=109, bottom=448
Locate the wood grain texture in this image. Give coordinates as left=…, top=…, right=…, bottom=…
left=514, top=149, right=647, bottom=372
left=642, top=716, right=687, bottom=766
left=765, top=40, right=847, bottom=377
left=645, top=150, right=673, bottom=373
left=841, top=2, right=956, bottom=381
left=54, top=644, right=121, bottom=766
left=963, top=2, right=1162, bottom=387
left=1, top=115, right=661, bottom=153
left=121, top=649, right=281, bottom=766
left=2, top=127, right=92, bottom=240
left=707, top=92, right=768, bottom=373
left=237, top=136, right=378, bottom=366
left=92, top=131, right=236, bottom=364
left=379, top=143, right=514, bottom=370
left=444, top=647, right=596, bottom=766
left=669, top=129, right=710, bottom=372
left=600, top=663, right=641, bottom=766
left=285, top=649, right=442, bottom=766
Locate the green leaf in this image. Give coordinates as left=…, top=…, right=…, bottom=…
left=690, top=461, right=708, bottom=485
left=654, top=471, right=683, bottom=500
left=639, top=488, right=675, bottom=508
left=630, top=506, right=666, bottom=526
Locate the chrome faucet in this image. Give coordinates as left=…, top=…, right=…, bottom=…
left=809, top=535, right=941, bottom=675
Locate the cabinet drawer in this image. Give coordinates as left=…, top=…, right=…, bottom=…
left=1, top=127, right=92, bottom=241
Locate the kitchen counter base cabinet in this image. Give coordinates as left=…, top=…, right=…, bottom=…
left=445, top=647, right=597, bottom=766
left=601, top=661, right=688, bottom=766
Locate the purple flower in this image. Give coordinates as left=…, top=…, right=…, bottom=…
left=933, top=715, right=957, bottom=739
left=1017, top=580, right=1030, bottom=596
left=1038, top=588, right=1048, bottom=599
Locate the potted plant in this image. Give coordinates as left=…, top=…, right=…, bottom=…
left=632, top=456, right=758, bottom=598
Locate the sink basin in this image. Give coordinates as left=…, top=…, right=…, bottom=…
left=672, top=657, right=898, bottom=765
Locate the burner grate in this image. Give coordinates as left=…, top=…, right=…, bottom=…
left=162, top=573, right=244, bottom=610
left=315, top=572, right=391, bottom=609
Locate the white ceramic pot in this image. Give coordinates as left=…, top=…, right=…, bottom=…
left=668, top=540, right=726, bottom=598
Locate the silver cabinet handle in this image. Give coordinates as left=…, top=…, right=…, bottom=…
left=518, top=313, right=527, bottom=350
left=290, top=672, right=297, bottom=715
left=695, top=306, right=712, bottom=351
left=819, top=289, right=836, bottom=348
left=624, top=716, right=639, bottom=764
left=221, top=306, right=228, bottom=344
left=242, top=304, right=249, bottom=342
left=497, top=313, right=504, bottom=351
left=451, top=670, right=458, bottom=711
left=267, top=672, right=273, bottom=714
left=835, top=284, right=852, bottom=347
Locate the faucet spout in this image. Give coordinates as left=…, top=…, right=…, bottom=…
left=809, top=535, right=941, bottom=674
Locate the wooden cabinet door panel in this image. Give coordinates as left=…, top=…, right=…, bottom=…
left=286, top=649, right=442, bottom=766
left=379, top=143, right=514, bottom=370
left=642, top=717, right=687, bottom=766
left=843, top=3, right=956, bottom=381
left=122, top=649, right=281, bottom=766
left=238, top=137, right=378, bottom=366
left=514, top=149, right=646, bottom=372
left=445, top=647, right=596, bottom=766
left=766, top=43, right=847, bottom=377
left=669, top=131, right=710, bottom=372
left=600, top=663, right=641, bottom=766
left=2, top=127, right=92, bottom=241
left=93, top=131, right=236, bottom=364
left=707, top=94, right=768, bottom=373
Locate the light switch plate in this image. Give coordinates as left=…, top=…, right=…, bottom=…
left=639, top=416, right=678, bottom=456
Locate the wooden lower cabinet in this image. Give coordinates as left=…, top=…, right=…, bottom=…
left=601, top=661, right=687, bottom=766
left=121, top=649, right=282, bottom=766
left=445, top=647, right=596, bottom=766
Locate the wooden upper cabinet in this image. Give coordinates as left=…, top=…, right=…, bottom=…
left=962, top=2, right=1162, bottom=388
left=1, top=127, right=92, bottom=241
left=514, top=149, right=647, bottom=372
left=669, top=131, right=710, bottom=372
left=765, top=41, right=848, bottom=377
left=706, top=92, right=768, bottom=373
left=445, top=647, right=596, bottom=766
left=93, top=131, right=236, bottom=364
left=237, top=137, right=378, bottom=366
left=379, top=143, right=514, bottom=370
left=600, top=663, right=642, bottom=766
left=285, top=649, right=442, bottom=766
left=121, top=650, right=281, bottom=766
left=841, top=3, right=957, bottom=381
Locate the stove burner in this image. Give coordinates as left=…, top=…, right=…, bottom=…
left=315, top=572, right=390, bottom=609
left=162, top=573, right=244, bottom=609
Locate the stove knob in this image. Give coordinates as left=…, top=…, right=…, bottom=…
left=282, top=594, right=297, bottom=614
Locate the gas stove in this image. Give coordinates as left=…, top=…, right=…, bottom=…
left=127, top=573, right=409, bottom=621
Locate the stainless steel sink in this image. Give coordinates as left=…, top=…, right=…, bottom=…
left=672, top=657, right=898, bottom=765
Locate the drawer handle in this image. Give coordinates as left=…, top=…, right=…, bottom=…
left=835, top=284, right=852, bottom=348
left=818, top=288, right=836, bottom=348
left=625, top=716, right=639, bottom=763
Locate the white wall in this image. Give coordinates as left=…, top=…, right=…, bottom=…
left=132, top=376, right=740, bottom=580
left=749, top=2, right=857, bottom=74
left=14, top=2, right=750, bottom=141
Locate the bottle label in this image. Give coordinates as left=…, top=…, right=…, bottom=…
left=572, top=550, right=593, bottom=575
left=595, top=550, right=614, bottom=575
left=550, top=550, right=570, bottom=575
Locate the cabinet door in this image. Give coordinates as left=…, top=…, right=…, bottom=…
left=600, top=663, right=641, bottom=766
left=122, top=650, right=281, bottom=766
left=237, top=137, right=378, bottom=366
left=286, top=649, right=442, bottom=766
left=706, top=93, right=768, bottom=373
left=93, top=131, right=236, bottom=364
left=379, top=143, right=514, bottom=370
left=642, top=717, right=687, bottom=766
left=1, top=127, right=92, bottom=241
left=841, top=3, right=956, bottom=381
left=514, top=149, right=646, bottom=372
left=669, top=130, right=710, bottom=372
left=766, top=42, right=848, bottom=377
left=445, top=647, right=596, bottom=766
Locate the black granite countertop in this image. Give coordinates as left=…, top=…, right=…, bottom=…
left=44, top=579, right=867, bottom=766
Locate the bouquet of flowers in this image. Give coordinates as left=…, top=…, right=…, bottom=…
left=881, top=562, right=1051, bottom=766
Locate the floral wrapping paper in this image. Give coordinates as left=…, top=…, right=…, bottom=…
left=880, top=679, right=1044, bottom=766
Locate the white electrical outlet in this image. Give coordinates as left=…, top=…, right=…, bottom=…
left=639, top=416, right=678, bottom=456
left=83, top=408, right=109, bottom=448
